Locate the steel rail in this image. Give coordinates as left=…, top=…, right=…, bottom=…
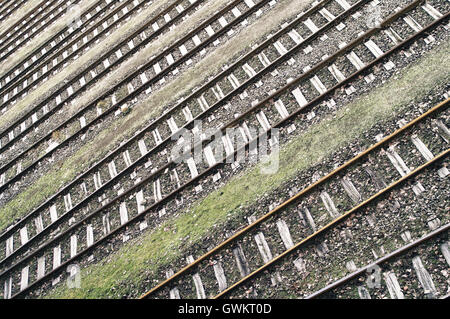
left=1, top=1, right=442, bottom=298
left=0, top=0, right=170, bottom=100
left=0, top=0, right=342, bottom=249
left=0, top=0, right=409, bottom=168
left=0, top=0, right=440, bottom=278
left=224, top=0, right=440, bottom=130
left=214, top=149, right=449, bottom=298
left=4, top=0, right=446, bottom=297
left=0, top=0, right=64, bottom=49
left=0, top=0, right=268, bottom=190
left=0, top=0, right=86, bottom=83
left=0, top=0, right=278, bottom=269
left=0, top=0, right=398, bottom=268
left=306, top=223, right=450, bottom=299
left=0, top=0, right=18, bottom=15
left=0, top=0, right=276, bottom=269
left=0, top=0, right=83, bottom=63
left=0, top=0, right=210, bottom=160
left=139, top=98, right=449, bottom=298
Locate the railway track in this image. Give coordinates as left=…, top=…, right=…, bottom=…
left=0, top=0, right=287, bottom=262
left=1, top=0, right=448, bottom=299
left=0, top=0, right=54, bottom=44
left=0, top=0, right=211, bottom=185
left=0, top=0, right=143, bottom=93
left=0, top=0, right=274, bottom=195
left=140, top=98, right=449, bottom=299
left=0, top=0, right=439, bottom=196
left=0, top=0, right=361, bottom=267
left=306, top=225, right=449, bottom=299
left=0, top=0, right=163, bottom=109
left=0, top=0, right=28, bottom=22
left=2, top=1, right=380, bottom=264
left=0, top=0, right=83, bottom=62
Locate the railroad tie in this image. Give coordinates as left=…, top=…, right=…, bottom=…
left=340, top=176, right=362, bottom=204
left=320, top=191, right=340, bottom=218
left=298, top=207, right=317, bottom=232
left=383, top=271, right=404, bottom=299
left=186, top=255, right=206, bottom=299
left=212, top=257, right=228, bottom=292
left=412, top=256, right=437, bottom=298
left=410, top=134, right=449, bottom=178
left=440, top=242, right=450, bottom=266
left=166, top=269, right=181, bottom=299
left=357, top=286, right=372, bottom=299
left=70, top=234, right=77, bottom=258
left=233, top=244, right=251, bottom=278
left=20, top=266, right=29, bottom=292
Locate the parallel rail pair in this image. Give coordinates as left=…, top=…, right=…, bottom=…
left=142, top=98, right=449, bottom=299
